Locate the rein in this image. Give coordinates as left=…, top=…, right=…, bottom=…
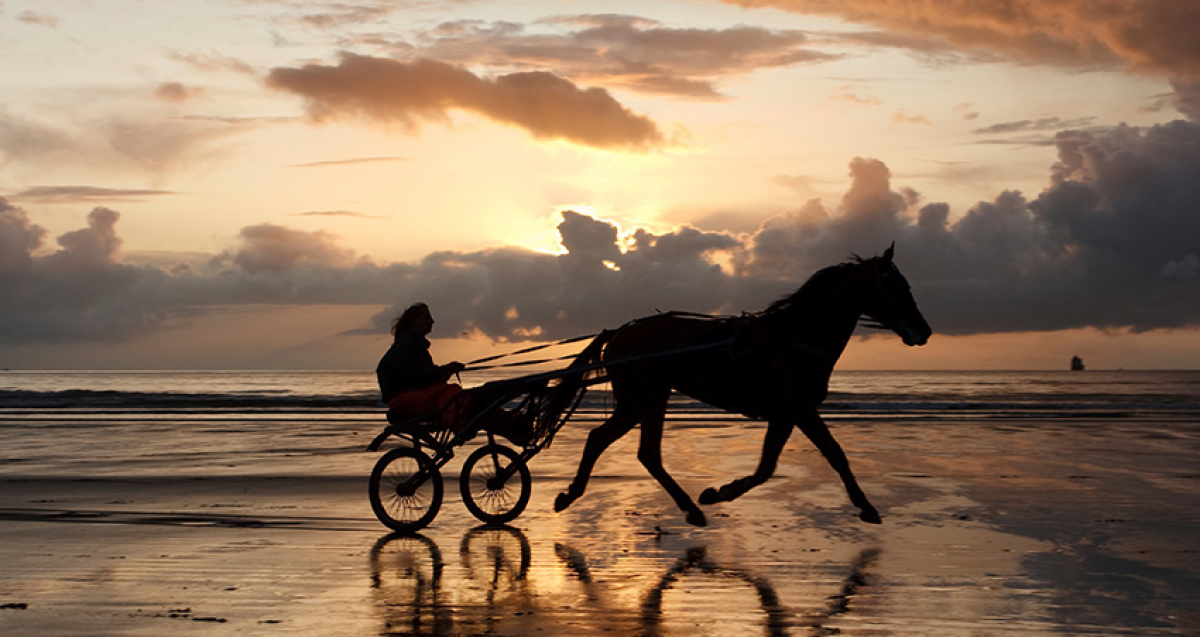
left=462, top=310, right=734, bottom=372
left=464, top=333, right=598, bottom=371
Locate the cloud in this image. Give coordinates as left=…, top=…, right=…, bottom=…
left=222, top=224, right=360, bottom=273
left=293, top=210, right=387, bottom=219
left=4, top=119, right=1199, bottom=343
left=166, top=50, right=257, bottom=76
left=266, top=54, right=666, bottom=150
left=290, top=156, right=408, bottom=168
left=0, top=201, right=171, bottom=341
left=0, top=197, right=46, bottom=273
left=738, top=120, right=1200, bottom=334
left=0, top=107, right=249, bottom=178
left=403, top=14, right=838, bottom=99
left=12, top=186, right=175, bottom=203
left=1169, top=78, right=1200, bottom=122
left=299, top=5, right=399, bottom=30
left=973, top=116, right=1098, bottom=135
left=720, top=0, right=1200, bottom=119
left=155, top=82, right=206, bottom=103
left=829, top=85, right=881, bottom=106
left=953, top=103, right=980, bottom=120
left=16, top=10, right=58, bottom=27
left=889, top=110, right=931, bottom=127
left=0, top=107, right=75, bottom=163
left=721, top=0, right=1200, bottom=75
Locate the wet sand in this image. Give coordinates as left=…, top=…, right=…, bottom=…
left=2, top=415, right=1199, bottom=635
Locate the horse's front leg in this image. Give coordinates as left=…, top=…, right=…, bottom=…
left=798, top=411, right=881, bottom=524
left=636, top=413, right=708, bottom=527
left=699, top=418, right=792, bottom=505
left=554, top=408, right=637, bottom=513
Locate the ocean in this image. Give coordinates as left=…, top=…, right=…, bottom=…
left=3, top=368, right=1198, bottom=479
left=3, top=369, right=1199, bottom=422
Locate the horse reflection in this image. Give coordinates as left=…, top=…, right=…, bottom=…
left=555, top=543, right=882, bottom=637
left=640, top=546, right=788, bottom=637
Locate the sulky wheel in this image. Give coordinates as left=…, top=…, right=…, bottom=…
left=369, top=447, right=443, bottom=532
left=459, top=444, right=531, bottom=525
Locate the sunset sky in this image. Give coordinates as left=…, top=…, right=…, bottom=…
left=2, top=0, right=1199, bottom=370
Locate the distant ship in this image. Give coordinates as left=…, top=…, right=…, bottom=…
left=1071, top=355, right=1085, bottom=371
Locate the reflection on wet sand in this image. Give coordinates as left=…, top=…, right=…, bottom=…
left=370, top=526, right=882, bottom=636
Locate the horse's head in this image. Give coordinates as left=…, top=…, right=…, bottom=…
left=857, top=243, right=932, bottom=346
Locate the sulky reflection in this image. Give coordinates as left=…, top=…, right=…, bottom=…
left=369, top=532, right=452, bottom=635
left=369, top=528, right=881, bottom=636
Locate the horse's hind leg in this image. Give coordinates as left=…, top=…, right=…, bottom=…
left=798, top=411, right=881, bottom=524
left=554, top=406, right=637, bottom=513
left=699, top=418, right=793, bottom=505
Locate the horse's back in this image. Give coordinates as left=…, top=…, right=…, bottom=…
left=603, top=312, right=828, bottom=418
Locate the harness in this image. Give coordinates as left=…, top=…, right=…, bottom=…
left=462, top=307, right=840, bottom=373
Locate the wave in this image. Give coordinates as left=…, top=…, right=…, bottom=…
left=4, top=387, right=1200, bottom=418
left=0, top=389, right=382, bottom=410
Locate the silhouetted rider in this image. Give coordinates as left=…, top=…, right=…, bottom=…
left=377, top=302, right=530, bottom=446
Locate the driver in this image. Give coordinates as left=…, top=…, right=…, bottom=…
left=377, top=302, right=530, bottom=446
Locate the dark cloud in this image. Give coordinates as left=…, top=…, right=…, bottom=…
left=266, top=54, right=665, bottom=150
left=3, top=119, right=1199, bottom=343
left=0, top=197, right=46, bottom=273
left=973, top=116, right=1098, bottom=135
left=0, top=201, right=171, bottom=341
left=738, top=121, right=1200, bottom=334
left=12, top=186, right=175, bottom=203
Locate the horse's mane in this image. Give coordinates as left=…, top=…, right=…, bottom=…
left=762, top=256, right=866, bottom=317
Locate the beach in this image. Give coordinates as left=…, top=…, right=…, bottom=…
left=2, top=412, right=1199, bottom=635
left=2, top=371, right=1200, bottom=635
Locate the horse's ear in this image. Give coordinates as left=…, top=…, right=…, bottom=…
left=883, top=241, right=895, bottom=261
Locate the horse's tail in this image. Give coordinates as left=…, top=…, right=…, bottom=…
left=536, top=329, right=617, bottom=435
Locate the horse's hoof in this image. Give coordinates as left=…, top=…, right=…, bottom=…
left=698, top=487, right=719, bottom=505
left=686, top=510, right=707, bottom=527
left=859, top=507, right=882, bottom=524
left=554, top=492, right=573, bottom=512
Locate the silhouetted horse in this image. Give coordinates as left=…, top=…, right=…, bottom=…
left=550, top=244, right=931, bottom=526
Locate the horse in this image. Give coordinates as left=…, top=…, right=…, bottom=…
left=548, top=244, right=931, bottom=527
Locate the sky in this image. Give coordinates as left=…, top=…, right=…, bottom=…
left=2, top=0, right=1199, bottom=370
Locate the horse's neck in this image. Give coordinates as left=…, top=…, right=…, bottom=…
left=761, top=296, right=862, bottom=363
